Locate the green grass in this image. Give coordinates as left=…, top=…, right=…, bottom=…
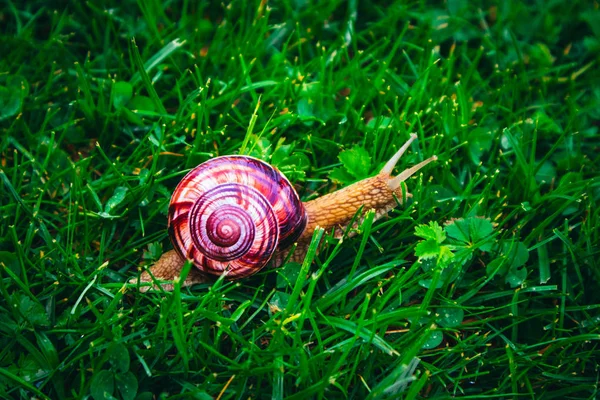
left=1, top=0, right=599, bottom=398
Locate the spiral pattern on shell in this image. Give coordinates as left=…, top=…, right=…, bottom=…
left=168, top=156, right=307, bottom=279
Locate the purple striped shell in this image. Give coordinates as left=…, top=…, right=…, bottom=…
left=168, top=156, right=307, bottom=279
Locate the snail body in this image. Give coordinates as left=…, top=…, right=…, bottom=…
left=133, top=134, right=436, bottom=291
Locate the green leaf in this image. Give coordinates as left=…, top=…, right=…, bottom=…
left=276, top=262, right=302, bottom=289
left=19, top=296, right=50, bottom=327
left=415, top=239, right=440, bottom=260
left=415, top=221, right=446, bottom=243
left=128, top=95, right=156, bottom=112
left=246, top=134, right=272, bottom=160
left=558, top=172, right=582, bottom=188
left=297, top=97, right=315, bottom=121
left=422, top=330, right=443, bottom=349
left=269, top=291, right=290, bottom=314
left=581, top=9, right=600, bottom=36
left=296, top=81, right=335, bottom=124
left=338, top=145, right=372, bottom=180
left=503, top=241, right=529, bottom=288
left=197, top=19, right=214, bottom=38
left=445, top=217, right=494, bottom=249
left=366, top=116, right=397, bottom=130
left=0, top=75, right=28, bottom=121
left=414, top=221, right=455, bottom=269
left=487, top=240, right=530, bottom=286
left=8, top=354, right=47, bottom=383
left=107, top=343, right=130, bottom=373
left=444, top=217, right=495, bottom=266
left=583, top=36, right=600, bottom=53
left=467, top=127, right=493, bottom=165
left=271, top=143, right=293, bottom=165
left=271, top=142, right=310, bottom=181
left=533, top=110, right=562, bottom=135
left=0, top=251, right=19, bottom=276
left=113, top=81, right=133, bottom=109
left=418, top=257, right=436, bottom=273
left=438, top=246, right=455, bottom=265
left=143, top=242, right=163, bottom=261
left=535, top=161, right=556, bottom=185
left=104, top=186, right=128, bottom=214
left=419, top=254, right=461, bottom=288
left=0, top=86, right=19, bottom=120
left=448, top=0, right=468, bottom=14
left=528, top=42, right=554, bottom=67
left=501, top=240, right=529, bottom=270
left=486, top=257, right=506, bottom=278
left=436, top=307, right=464, bottom=328
left=90, top=370, right=115, bottom=400
left=506, top=266, right=528, bottom=288
left=116, top=371, right=138, bottom=400
left=328, top=166, right=355, bottom=185
left=123, top=95, right=157, bottom=125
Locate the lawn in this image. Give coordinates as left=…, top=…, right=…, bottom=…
left=1, top=0, right=599, bottom=399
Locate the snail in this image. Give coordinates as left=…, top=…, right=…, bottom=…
left=132, top=134, right=436, bottom=291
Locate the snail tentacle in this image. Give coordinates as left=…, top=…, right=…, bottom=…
left=387, top=155, right=438, bottom=190
left=380, top=133, right=418, bottom=175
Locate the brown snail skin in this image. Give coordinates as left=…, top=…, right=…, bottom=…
left=132, top=134, right=437, bottom=291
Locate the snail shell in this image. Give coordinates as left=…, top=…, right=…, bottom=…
left=168, top=156, right=307, bottom=279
